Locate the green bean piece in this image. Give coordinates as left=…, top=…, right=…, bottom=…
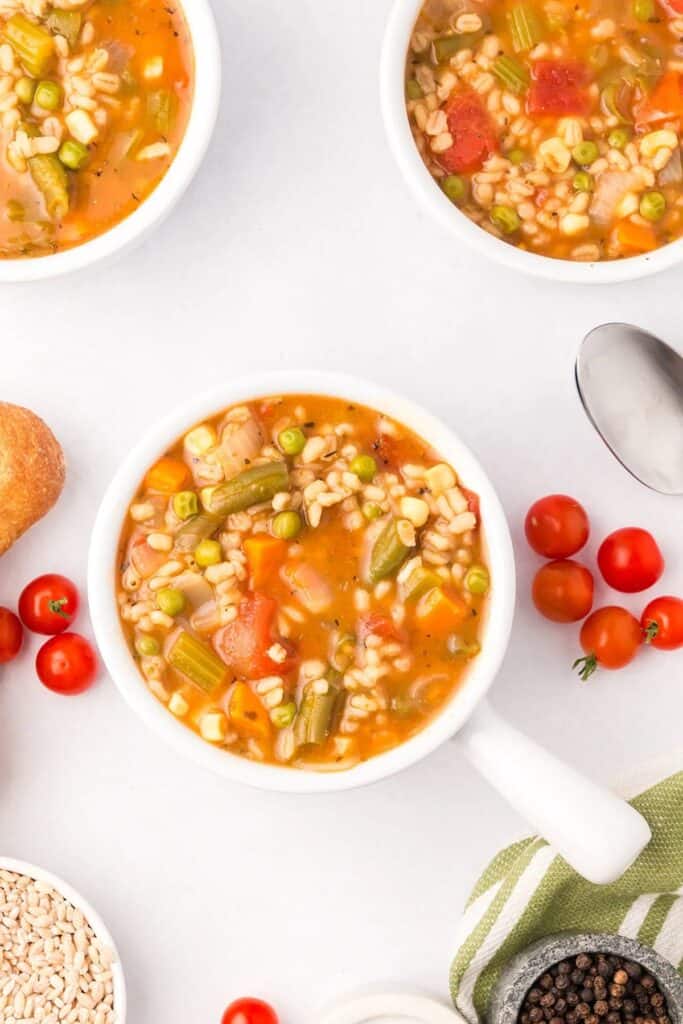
left=206, top=461, right=290, bottom=517
left=194, top=539, right=222, bottom=567
left=368, top=517, right=414, bottom=585
left=6, top=199, right=24, bottom=222
left=404, top=566, right=444, bottom=602
left=573, top=171, right=594, bottom=193
left=46, top=10, right=82, bottom=47
left=293, top=675, right=344, bottom=747
left=173, top=490, right=199, bottom=520
left=508, top=148, right=526, bottom=166
left=490, top=205, right=520, bottom=235
left=135, top=635, right=160, bottom=657
left=28, top=154, right=69, bottom=219
left=442, top=174, right=466, bottom=203
left=156, top=588, right=186, bottom=617
left=147, top=89, right=177, bottom=135
left=271, top=702, right=296, bottom=729
left=492, top=55, right=529, bottom=94
left=572, top=141, right=599, bottom=166
left=633, top=0, right=656, bottom=20
left=507, top=4, right=543, bottom=53
left=406, top=78, right=423, bottom=100
left=5, top=14, right=55, bottom=78
left=272, top=510, right=302, bottom=540
left=167, top=630, right=228, bottom=695
left=58, top=139, right=89, bottom=170
left=465, top=565, right=490, bottom=595
left=432, top=30, right=483, bottom=63
left=608, top=127, right=631, bottom=151
left=175, top=511, right=221, bottom=552
left=640, top=190, right=666, bottom=222
left=278, top=426, right=306, bottom=456
left=15, top=75, right=35, bottom=105
left=362, top=501, right=384, bottom=521
left=350, top=454, right=377, bottom=483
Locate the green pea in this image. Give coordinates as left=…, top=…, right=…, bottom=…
left=362, top=502, right=384, bottom=521
left=173, top=490, right=199, bottom=520
left=272, top=510, right=302, bottom=540
left=270, top=702, right=296, bottom=728
left=508, top=148, right=526, bottom=166
left=571, top=141, right=599, bottom=167
left=465, top=565, right=490, bottom=595
left=157, top=588, right=186, bottom=617
left=58, top=139, right=89, bottom=171
left=194, top=539, right=222, bottom=567
left=278, top=426, right=306, bottom=456
left=640, top=190, right=666, bottom=222
left=350, top=454, right=377, bottom=483
left=34, top=80, right=62, bottom=111
left=442, top=174, right=466, bottom=203
left=490, top=205, right=520, bottom=235
left=608, top=127, right=631, bottom=151
left=135, top=635, right=160, bottom=657
left=573, top=171, right=594, bottom=193
left=633, top=0, right=655, bottom=20
left=15, top=76, right=35, bottom=105
left=406, top=79, right=424, bottom=100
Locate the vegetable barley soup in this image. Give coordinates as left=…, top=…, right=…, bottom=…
left=117, top=396, right=489, bottom=772
left=0, top=0, right=193, bottom=258
left=406, top=0, right=683, bottom=261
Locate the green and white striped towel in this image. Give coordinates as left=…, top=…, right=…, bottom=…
left=450, top=764, right=683, bottom=1024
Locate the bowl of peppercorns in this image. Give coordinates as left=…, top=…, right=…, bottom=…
left=489, top=934, right=683, bottom=1024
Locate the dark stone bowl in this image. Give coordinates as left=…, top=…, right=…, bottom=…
left=488, top=934, right=683, bottom=1024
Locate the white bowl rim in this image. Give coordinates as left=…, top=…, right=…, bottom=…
left=0, top=0, right=221, bottom=283
left=0, top=856, right=127, bottom=1022
left=379, top=0, right=683, bottom=284
left=88, top=370, right=516, bottom=794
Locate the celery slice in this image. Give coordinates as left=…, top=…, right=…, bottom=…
left=5, top=14, right=55, bottom=77
left=492, top=55, right=530, bottom=93
left=507, top=4, right=544, bottom=53
left=167, top=630, right=228, bottom=695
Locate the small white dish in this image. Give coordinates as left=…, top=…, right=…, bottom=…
left=0, top=856, right=126, bottom=1022
left=0, top=0, right=221, bottom=283
left=320, top=991, right=463, bottom=1024
left=379, top=0, right=683, bottom=284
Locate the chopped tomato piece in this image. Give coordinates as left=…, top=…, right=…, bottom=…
left=635, top=71, right=683, bottom=127
left=461, top=487, right=480, bottom=520
left=212, top=593, right=297, bottom=679
left=244, top=535, right=287, bottom=589
left=358, top=613, right=403, bottom=644
left=439, top=93, right=498, bottom=174
left=658, top=0, right=683, bottom=14
left=528, top=61, right=591, bottom=116
left=129, top=535, right=168, bottom=578
left=613, top=219, right=658, bottom=255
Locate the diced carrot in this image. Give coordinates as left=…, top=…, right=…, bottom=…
left=145, top=456, right=190, bottom=494
left=635, top=71, right=683, bottom=127
left=244, top=535, right=287, bottom=588
left=228, top=682, right=272, bottom=741
left=415, top=587, right=469, bottom=635
left=614, top=219, right=658, bottom=255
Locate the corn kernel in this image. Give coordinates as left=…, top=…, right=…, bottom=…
left=640, top=129, right=678, bottom=159
left=424, top=463, right=456, bottom=495
left=198, top=709, right=228, bottom=742
left=400, top=496, right=430, bottom=528
left=169, top=692, right=189, bottom=717
left=65, top=109, right=98, bottom=145
left=184, top=424, right=217, bottom=457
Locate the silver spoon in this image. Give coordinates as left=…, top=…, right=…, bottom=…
left=576, top=323, right=683, bottom=495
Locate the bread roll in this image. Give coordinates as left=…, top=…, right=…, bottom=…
left=0, top=403, right=65, bottom=556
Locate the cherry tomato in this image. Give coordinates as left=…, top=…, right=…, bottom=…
left=0, top=607, right=23, bottom=663
left=597, top=528, right=664, bottom=593
left=222, top=998, right=279, bottom=1024
left=36, top=633, right=97, bottom=695
left=532, top=560, right=594, bottom=623
left=528, top=60, right=591, bottom=116
left=524, top=495, right=590, bottom=558
left=641, top=596, right=683, bottom=651
left=573, top=607, right=642, bottom=680
left=439, top=93, right=498, bottom=174
left=19, top=574, right=79, bottom=635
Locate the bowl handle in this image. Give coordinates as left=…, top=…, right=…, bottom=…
left=456, top=700, right=651, bottom=885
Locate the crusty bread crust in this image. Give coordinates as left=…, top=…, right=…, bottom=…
left=0, top=402, right=65, bottom=556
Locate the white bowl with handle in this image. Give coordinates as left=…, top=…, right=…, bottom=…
left=88, top=370, right=651, bottom=884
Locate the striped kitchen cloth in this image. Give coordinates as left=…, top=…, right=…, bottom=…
left=449, top=762, right=683, bottom=1024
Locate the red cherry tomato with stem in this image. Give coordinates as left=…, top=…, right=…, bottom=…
left=0, top=608, right=23, bottom=663
left=573, top=607, right=642, bottom=680
left=532, top=560, right=594, bottom=623
left=597, top=528, right=664, bottom=593
left=525, top=495, right=590, bottom=558
left=222, top=998, right=279, bottom=1024
left=19, top=574, right=79, bottom=635
left=641, top=596, right=683, bottom=650
left=36, top=633, right=97, bottom=695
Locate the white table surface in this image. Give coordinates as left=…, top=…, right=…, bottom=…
left=2, top=1, right=683, bottom=1021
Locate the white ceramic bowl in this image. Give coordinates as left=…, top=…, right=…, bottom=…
left=380, top=0, right=683, bottom=284
left=0, top=0, right=221, bottom=283
left=88, top=370, right=516, bottom=794
left=0, top=857, right=126, bottom=1022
